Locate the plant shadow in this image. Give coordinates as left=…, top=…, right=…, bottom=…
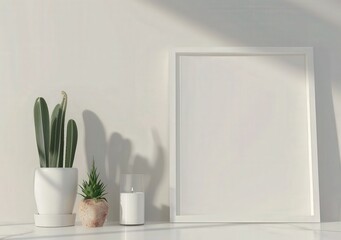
left=83, top=110, right=168, bottom=222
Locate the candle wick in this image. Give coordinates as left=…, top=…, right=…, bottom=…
left=131, top=187, right=134, bottom=193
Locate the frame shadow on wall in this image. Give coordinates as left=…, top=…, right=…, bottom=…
left=83, top=110, right=169, bottom=222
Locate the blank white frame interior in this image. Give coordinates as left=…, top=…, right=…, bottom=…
left=169, top=47, right=320, bottom=222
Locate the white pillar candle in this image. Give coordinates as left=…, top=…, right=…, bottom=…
left=120, top=190, right=145, bottom=225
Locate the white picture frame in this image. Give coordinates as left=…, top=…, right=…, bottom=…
left=169, top=47, right=320, bottom=222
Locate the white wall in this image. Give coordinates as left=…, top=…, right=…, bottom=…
left=1, top=0, right=341, bottom=223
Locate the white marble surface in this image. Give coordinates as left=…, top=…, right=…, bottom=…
left=1, top=222, right=341, bottom=240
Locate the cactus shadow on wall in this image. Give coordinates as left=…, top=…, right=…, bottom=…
left=83, top=110, right=168, bottom=222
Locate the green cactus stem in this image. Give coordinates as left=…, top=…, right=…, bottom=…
left=49, top=104, right=62, bottom=167
left=65, top=119, right=78, bottom=168
left=58, top=91, right=68, bottom=167
left=34, top=98, right=50, bottom=167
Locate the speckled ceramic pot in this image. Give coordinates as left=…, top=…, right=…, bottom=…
left=79, top=199, right=109, bottom=227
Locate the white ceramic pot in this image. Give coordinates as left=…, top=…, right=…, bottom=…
left=34, top=168, right=78, bottom=214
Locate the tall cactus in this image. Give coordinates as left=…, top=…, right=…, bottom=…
left=33, top=92, right=78, bottom=168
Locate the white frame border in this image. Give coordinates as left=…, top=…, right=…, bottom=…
left=169, top=47, right=320, bottom=223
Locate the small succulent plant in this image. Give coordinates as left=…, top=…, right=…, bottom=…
left=79, top=161, right=107, bottom=201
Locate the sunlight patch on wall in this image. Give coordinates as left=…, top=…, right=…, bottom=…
left=285, top=0, right=341, bottom=26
